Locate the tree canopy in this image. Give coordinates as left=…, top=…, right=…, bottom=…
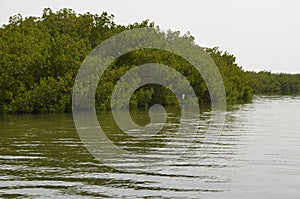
left=0, top=8, right=299, bottom=113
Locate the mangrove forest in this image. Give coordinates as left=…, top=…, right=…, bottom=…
left=0, top=8, right=300, bottom=113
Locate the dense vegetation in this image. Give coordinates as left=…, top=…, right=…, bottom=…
left=0, top=8, right=299, bottom=113
left=246, top=71, right=300, bottom=95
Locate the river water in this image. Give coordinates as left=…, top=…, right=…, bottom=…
left=0, top=96, right=299, bottom=198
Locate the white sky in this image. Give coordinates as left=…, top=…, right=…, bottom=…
left=1, top=0, right=300, bottom=73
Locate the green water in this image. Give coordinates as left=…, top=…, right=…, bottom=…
left=0, top=96, right=299, bottom=198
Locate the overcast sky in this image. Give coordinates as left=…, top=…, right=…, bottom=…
left=1, top=0, right=300, bottom=73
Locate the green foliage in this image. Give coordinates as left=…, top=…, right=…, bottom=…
left=0, top=8, right=130, bottom=113
left=0, top=8, right=297, bottom=114
left=207, top=47, right=253, bottom=104
left=246, top=71, right=300, bottom=95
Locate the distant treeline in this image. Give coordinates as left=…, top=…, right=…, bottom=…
left=246, top=71, right=300, bottom=95
left=0, top=8, right=299, bottom=113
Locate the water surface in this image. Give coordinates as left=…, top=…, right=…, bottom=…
left=0, top=96, right=299, bottom=198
